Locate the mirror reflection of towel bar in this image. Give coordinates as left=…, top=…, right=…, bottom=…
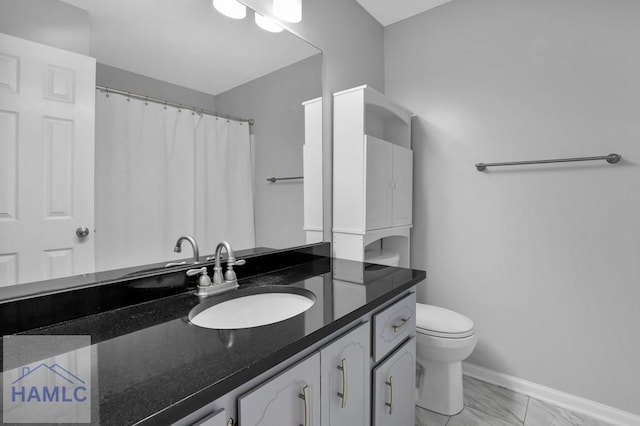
left=475, top=153, right=621, bottom=171
left=266, top=176, right=303, bottom=183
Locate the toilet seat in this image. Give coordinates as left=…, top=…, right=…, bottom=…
left=416, top=304, right=475, bottom=339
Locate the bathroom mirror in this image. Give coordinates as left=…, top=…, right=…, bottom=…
left=0, top=0, right=323, bottom=294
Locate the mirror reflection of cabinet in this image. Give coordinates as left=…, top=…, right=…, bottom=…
left=303, top=97, right=323, bottom=244
left=333, top=86, right=413, bottom=267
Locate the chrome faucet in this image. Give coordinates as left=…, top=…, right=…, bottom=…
left=172, top=235, right=200, bottom=265
left=210, top=241, right=245, bottom=285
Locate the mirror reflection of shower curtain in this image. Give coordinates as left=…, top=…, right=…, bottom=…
left=95, top=92, right=255, bottom=272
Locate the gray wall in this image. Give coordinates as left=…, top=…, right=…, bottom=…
left=243, top=0, right=386, bottom=241
left=96, top=64, right=216, bottom=112
left=385, top=0, right=640, bottom=414
left=216, top=54, right=322, bottom=249
left=0, top=0, right=89, bottom=54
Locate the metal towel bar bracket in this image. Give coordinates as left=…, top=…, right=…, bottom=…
left=475, top=153, right=621, bottom=171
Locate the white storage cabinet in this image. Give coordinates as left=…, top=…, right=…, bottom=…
left=333, top=85, right=413, bottom=267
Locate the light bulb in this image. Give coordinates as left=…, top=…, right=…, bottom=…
left=213, top=0, right=247, bottom=19
left=273, top=0, right=301, bottom=23
left=255, top=12, right=284, bottom=33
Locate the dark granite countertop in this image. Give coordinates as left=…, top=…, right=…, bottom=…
left=0, top=244, right=426, bottom=425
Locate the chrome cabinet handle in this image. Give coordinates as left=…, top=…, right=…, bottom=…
left=392, top=314, right=412, bottom=332
left=299, top=385, right=311, bottom=426
left=75, top=227, right=90, bottom=238
left=337, top=358, right=347, bottom=408
left=385, top=376, right=394, bottom=415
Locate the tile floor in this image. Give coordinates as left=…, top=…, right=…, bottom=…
left=415, top=376, right=614, bottom=426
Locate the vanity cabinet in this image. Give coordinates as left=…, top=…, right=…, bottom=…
left=176, top=289, right=417, bottom=426
left=333, top=85, right=413, bottom=267
left=320, top=322, right=371, bottom=426
left=239, top=353, right=320, bottom=426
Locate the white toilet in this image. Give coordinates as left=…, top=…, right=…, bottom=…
left=415, top=303, right=477, bottom=416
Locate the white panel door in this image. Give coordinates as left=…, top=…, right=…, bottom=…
left=392, top=145, right=413, bottom=227
left=239, top=352, right=320, bottom=426
left=365, top=136, right=392, bottom=231
left=0, top=33, right=96, bottom=287
left=320, top=322, right=370, bottom=426
left=373, top=337, right=416, bottom=426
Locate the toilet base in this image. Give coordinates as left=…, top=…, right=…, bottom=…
left=415, top=358, right=464, bottom=416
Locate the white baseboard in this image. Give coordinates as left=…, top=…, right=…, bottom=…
left=462, top=362, right=640, bottom=426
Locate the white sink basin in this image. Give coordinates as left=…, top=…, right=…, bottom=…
left=189, top=288, right=315, bottom=329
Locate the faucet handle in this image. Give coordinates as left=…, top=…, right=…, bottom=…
left=188, top=267, right=213, bottom=294
left=186, top=266, right=207, bottom=277
left=165, top=261, right=186, bottom=268
left=231, top=258, right=246, bottom=266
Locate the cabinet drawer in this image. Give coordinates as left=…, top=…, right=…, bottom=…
left=372, top=292, right=416, bottom=363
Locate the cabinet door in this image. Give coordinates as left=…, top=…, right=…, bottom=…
left=239, top=353, right=320, bottom=426
left=320, top=322, right=371, bottom=426
left=372, top=337, right=416, bottom=426
left=365, top=136, right=393, bottom=231
left=392, top=145, right=413, bottom=227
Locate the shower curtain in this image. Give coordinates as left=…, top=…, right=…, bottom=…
left=95, top=92, right=255, bottom=272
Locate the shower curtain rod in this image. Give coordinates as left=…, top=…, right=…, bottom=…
left=95, top=85, right=254, bottom=125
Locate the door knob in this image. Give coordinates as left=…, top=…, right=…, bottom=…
left=76, top=227, right=90, bottom=238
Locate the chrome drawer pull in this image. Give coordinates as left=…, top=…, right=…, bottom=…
left=385, top=376, right=394, bottom=415
left=392, top=314, right=412, bottom=332
left=299, top=385, right=311, bottom=426
left=337, top=358, right=347, bottom=408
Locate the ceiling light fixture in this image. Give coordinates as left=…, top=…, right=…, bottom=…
left=273, top=0, right=302, bottom=23
left=254, top=12, right=284, bottom=33
left=212, top=0, right=247, bottom=19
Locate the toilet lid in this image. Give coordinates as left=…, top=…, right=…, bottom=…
left=416, top=304, right=474, bottom=337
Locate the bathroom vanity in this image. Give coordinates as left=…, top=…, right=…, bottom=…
left=0, top=243, right=425, bottom=425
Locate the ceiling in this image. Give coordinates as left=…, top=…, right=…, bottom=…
left=355, top=0, right=453, bottom=26
left=61, top=0, right=319, bottom=95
